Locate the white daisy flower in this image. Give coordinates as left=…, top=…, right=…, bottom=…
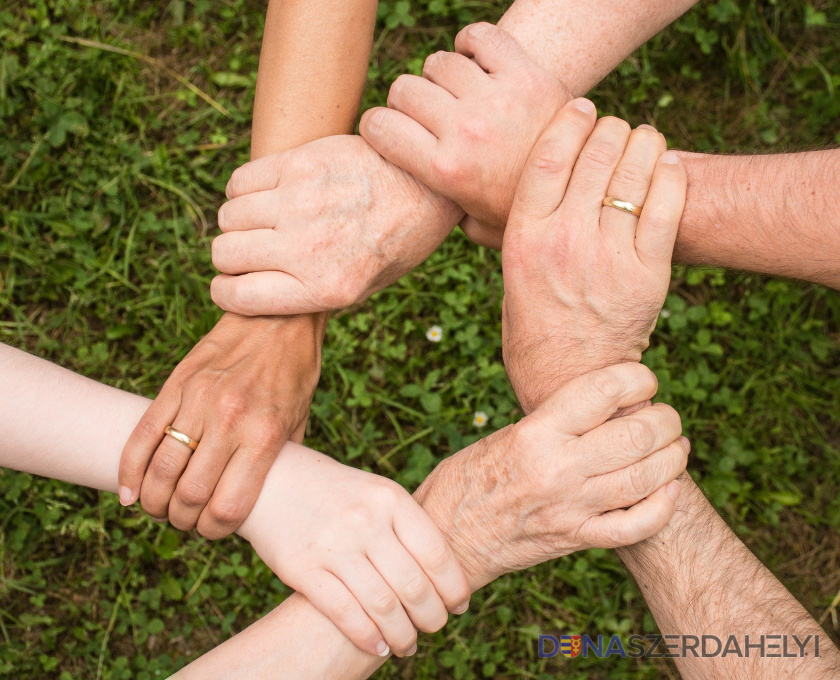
left=426, top=325, right=443, bottom=342
left=473, top=411, right=488, bottom=428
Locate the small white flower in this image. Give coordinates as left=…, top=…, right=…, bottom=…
left=426, top=325, right=443, bottom=343
left=660, top=309, right=671, bottom=318
left=473, top=411, right=488, bottom=428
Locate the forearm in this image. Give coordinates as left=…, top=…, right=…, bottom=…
left=498, top=0, right=697, bottom=95
left=251, top=0, right=377, bottom=158
left=674, top=150, right=840, bottom=288
left=617, top=475, right=840, bottom=678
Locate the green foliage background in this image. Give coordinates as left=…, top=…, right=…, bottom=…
left=1, top=0, right=839, bottom=678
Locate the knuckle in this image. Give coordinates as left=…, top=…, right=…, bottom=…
left=402, top=572, right=431, bottom=605
left=625, top=417, right=656, bottom=454
left=345, top=505, right=376, bottom=530
left=332, top=594, right=360, bottom=621
left=611, top=161, right=650, bottom=188
left=422, top=540, right=452, bottom=573
left=457, top=116, right=492, bottom=144
left=388, top=74, right=410, bottom=103
left=530, top=138, right=571, bottom=175
left=149, top=450, right=184, bottom=480
left=216, top=391, right=249, bottom=422
left=625, top=461, right=653, bottom=499
left=371, top=591, right=400, bottom=617
left=587, top=370, right=623, bottom=403
left=431, top=153, right=467, bottom=184
left=175, top=479, right=214, bottom=508
left=581, top=140, right=621, bottom=169
left=206, top=495, right=249, bottom=528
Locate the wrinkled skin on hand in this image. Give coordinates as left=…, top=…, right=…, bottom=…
left=414, top=364, right=687, bottom=590
left=210, top=135, right=463, bottom=316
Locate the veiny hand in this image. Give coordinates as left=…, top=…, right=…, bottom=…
left=501, top=99, right=687, bottom=413
left=210, top=135, right=463, bottom=316
left=414, top=363, right=688, bottom=590
left=118, top=313, right=324, bottom=538
left=237, top=443, right=471, bottom=659
left=360, top=22, right=569, bottom=248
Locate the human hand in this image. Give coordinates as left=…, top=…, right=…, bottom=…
left=209, top=135, right=463, bottom=316
left=414, top=363, right=688, bottom=590
left=501, top=100, right=687, bottom=413
left=237, top=443, right=471, bottom=658
left=360, top=22, right=569, bottom=248
left=118, top=313, right=324, bottom=538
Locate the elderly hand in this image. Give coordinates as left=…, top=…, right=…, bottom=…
left=414, top=363, right=688, bottom=590
left=238, top=443, right=470, bottom=659
left=501, top=100, right=686, bottom=413
left=118, top=313, right=324, bottom=538
left=360, top=23, right=569, bottom=248
left=209, top=135, right=462, bottom=316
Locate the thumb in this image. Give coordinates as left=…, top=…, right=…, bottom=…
left=460, top=215, right=503, bottom=249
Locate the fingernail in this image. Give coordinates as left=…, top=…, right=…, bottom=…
left=118, top=486, right=134, bottom=506
left=452, top=601, right=469, bottom=615
left=152, top=516, right=166, bottom=523
left=660, top=151, right=679, bottom=165
left=406, top=644, right=417, bottom=657
left=376, top=641, right=390, bottom=657
left=637, top=124, right=658, bottom=132
left=573, top=98, right=596, bottom=115
left=679, top=436, right=691, bottom=453
left=666, top=480, right=680, bottom=501
left=365, top=109, right=384, bottom=133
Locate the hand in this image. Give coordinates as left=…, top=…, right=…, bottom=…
left=118, top=313, right=324, bottom=538
left=360, top=22, right=569, bottom=248
left=414, top=363, right=688, bottom=590
left=209, top=135, right=463, bottom=316
left=238, top=443, right=471, bottom=659
left=501, top=100, right=687, bottom=413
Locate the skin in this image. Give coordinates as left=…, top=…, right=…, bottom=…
left=118, top=0, right=379, bottom=538
left=0, top=345, right=685, bottom=678
left=209, top=0, right=700, bottom=316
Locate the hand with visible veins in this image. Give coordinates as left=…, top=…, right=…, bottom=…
left=360, top=22, right=570, bottom=248
left=209, top=135, right=462, bottom=316
left=118, top=313, right=324, bottom=539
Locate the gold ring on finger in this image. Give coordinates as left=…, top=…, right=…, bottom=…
left=164, top=425, right=199, bottom=451
left=603, top=196, right=643, bottom=217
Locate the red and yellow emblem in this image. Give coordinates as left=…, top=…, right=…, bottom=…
left=559, top=635, right=581, bottom=658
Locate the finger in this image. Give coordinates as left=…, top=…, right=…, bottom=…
left=562, top=116, right=632, bottom=222
left=301, top=569, right=389, bottom=658
left=600, top=125, right=667, bottom=246
left=217, top=192, right=280, bottom=233
left=118, top=391, right=180, bottom=506
left=460, top=215, right=503, bottom=250
left=507, top=98, right=597, bottom=223
left=333, top=560, right=417, bottom=657
left=581, top=403, right=683, bottom=476
left=634, top=150, right=687, bottom=274
left=368, top=538, right=448, bottom=639
left=584, top=477, right=682, bottom=548
left=211, top=230, right=286, bottom=275
left=210, top=271, right=319, bottom=316
left=167, top=426, right=234, bottom=531
left=387, top=74, right=455, bottom=136
left=595, top=437, right=690, bottom=510
left=225, top=153, right=285, bottom=199
left=453, top=22, right=528, bottom=74
left=422, top=50, right=488, bottom=97
left=533, top=362, right=660, bottom=436
left=393, top=502, right=471, bottom=615
left=196, top=444, right=279, bottom=539
left=359, top=107, right=438, bottom=183
left=139, top=414, right=205, bottom=520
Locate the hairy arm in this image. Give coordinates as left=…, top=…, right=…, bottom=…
left=618, top=475, right=840, bottom=679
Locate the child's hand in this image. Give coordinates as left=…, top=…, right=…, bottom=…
left=360, top=22, right=569, bottom=247
left=237, top=446, right=470, bottom=658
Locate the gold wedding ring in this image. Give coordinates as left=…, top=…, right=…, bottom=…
left=603, top=196, right=643, bottom=217
left=164, top=426, right=199, bottom=451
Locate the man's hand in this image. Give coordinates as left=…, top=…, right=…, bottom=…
left=118, top=313, right=324, bottom=538
left=360, top=23, right=569, bottom=248
left=414, top=363, right=688, bottom=590
left=209, top=135, right=462, bottom=316
left=501, top=100, right=687, bottom=412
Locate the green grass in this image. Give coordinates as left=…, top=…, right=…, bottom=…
left=1, top=0, right=839, bottom=678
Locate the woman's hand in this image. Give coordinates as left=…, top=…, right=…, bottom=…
left=415, top=363, right=688, bottom=590
left=502, top=100, right=687, bottom=412
left=238, top=445, right=471, bottom=659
